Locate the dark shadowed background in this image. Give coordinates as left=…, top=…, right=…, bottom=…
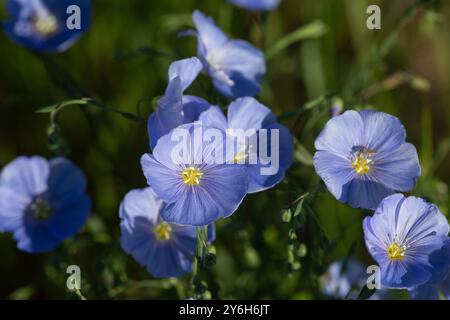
left=0, top=0, right=449, bottom=299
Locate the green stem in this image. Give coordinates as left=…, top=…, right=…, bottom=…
left=75, top=288, right=87, bottom=300
left=190, top=225, right=209, bottom=299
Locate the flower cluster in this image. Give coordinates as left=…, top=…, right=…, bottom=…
left=1, top=0, right=293, bottom=282
left=315, top=110, right=450, bottom=298
left=135, top=11, right=293, bottom=275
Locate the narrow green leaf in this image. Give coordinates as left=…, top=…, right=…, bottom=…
left=266, top=20, right=328, bottom=60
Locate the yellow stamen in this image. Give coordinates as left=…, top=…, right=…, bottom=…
left=387, top=242, right=406, bottom=260
left=33, top=15, right=59, bottom=36
left=352, top=156, right=373, bottom=174
left=153, top=223, right=172, bottom=241
left=182, top=166, right=203, bottom=186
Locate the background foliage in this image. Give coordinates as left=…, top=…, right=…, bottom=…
left=0, top=0, right=449, bottom=299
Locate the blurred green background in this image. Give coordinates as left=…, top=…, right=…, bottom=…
left=0, top=0, right=449, bottom=299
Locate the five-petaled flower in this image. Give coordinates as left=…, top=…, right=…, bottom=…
left=141, top=122, right=248, bottom=226
left=192, top=10, right=266, bottom=98
left=0, top=156, right=91, bottom=253
left=199, top=97, right=293, bottom=193
left=2, top=0, right=91, bottom=52
left=119, top=187, right=215, bottom=278
left=314, top=110, right=421, bottom=210
left=363, top=194, right=450, bottom=290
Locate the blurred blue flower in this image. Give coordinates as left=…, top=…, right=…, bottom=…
left=192, top=10, right=266, bottom=98
left=228, top=0, right=281, bottom=11
left=119, top=187, right=215, bottom=278
left=2, top=0, right=91, bottom=53
left=141, top=122, right=248, bottom=226
left=0, top=156, right=90, bottom=253
left=363, top=194, right=450, bottom=290
left=199, top=97, right=293, bottom=193
left=314, top=110, right=421, bottom=210
left=147, top=57, right=211, bottom=149
left=320, top=258, right=389, bottom=300
left=410, top=273, right=450, bottom=300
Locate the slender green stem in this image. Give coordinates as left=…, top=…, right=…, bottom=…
left=190, top=225, right=209, bottom=299
left=75, top=288, right=87, bottom=300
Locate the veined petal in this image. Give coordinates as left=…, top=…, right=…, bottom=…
left=344, top=178, right=393, bottom=210
left=140, top=154, right=183, bottom=204
left=360, top=110, right=406, bottom=152
left=199, top=105, right=228, bottom=131
left=192, top=10, right=228, bottom=53
left=168, top=57, right=203, bottom=92
left=0, top=186, right=29, bottom=232
left=372, top=142, right=420, bottom=192
left=0, top=156, right=49, bottom=197
left=148, top=77, right=184, bottom=149
left=313, top=151, right=355, bottom=201
left=119, top=188, right=163, bottom=226
left=161, top=164, right=247, bottom=226
left=212, top=40, right=265, bottom=98
left=227, top=97, right=275, bottom=130
left=315, top=110, right=364, bottom=157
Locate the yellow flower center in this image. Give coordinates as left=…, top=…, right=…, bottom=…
left=153, top=223, right=172, bottom=241
left=387, top=242, right=406, bottom=260
left=352, top=156, right=373, bottom=174
left=351, top=148, right=376, bottom=175
left=33, top=15, right=59, bottom=36
left=182, top=167, right=203, bottom=186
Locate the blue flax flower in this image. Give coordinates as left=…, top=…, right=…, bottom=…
left=3, top=0, right=91, bottom=53
left=147, top=57, right=211, bottom=149
left=141, top=122, right=248, bottom=226
left=0, top=156, right=90, bottom=253
left=363, top=194, right=450, bottom=290
left=320, top=258, right=389, bottom=300
left=228, top=0, right=281, bottom=11
left=192, top=10, right=266, bottom=98
left=119, top=187, right=215, bottom=278
left=199, top=97, right=293, bottom=193
left=314, top=110, right=420, bottom=210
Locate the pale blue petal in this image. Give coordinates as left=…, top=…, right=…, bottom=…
left=313, top=151, right=355, bottom=201
left=198, top=105, right=228, bottom=130
left=315, top=110, right=364, bottom=157
left=227, top=97, right=275, bottom=130
left=192, top=10, right=228, bottom=53
left=0, top=156, right=49, bottom=197
left=0, top=186, right=29, bottom=232
left=360, top=110, right=406, bottom=152
left=168, top=57, right=203, bottom=92
left=211, top=40, right=265, bottom=98
left=147, top=77, right=183, bottom=149
left=140, top=154, right=183, bottom=204
left=162, top=164, right=248, bottom=226
left=372, top=142, right=420, bottom=192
